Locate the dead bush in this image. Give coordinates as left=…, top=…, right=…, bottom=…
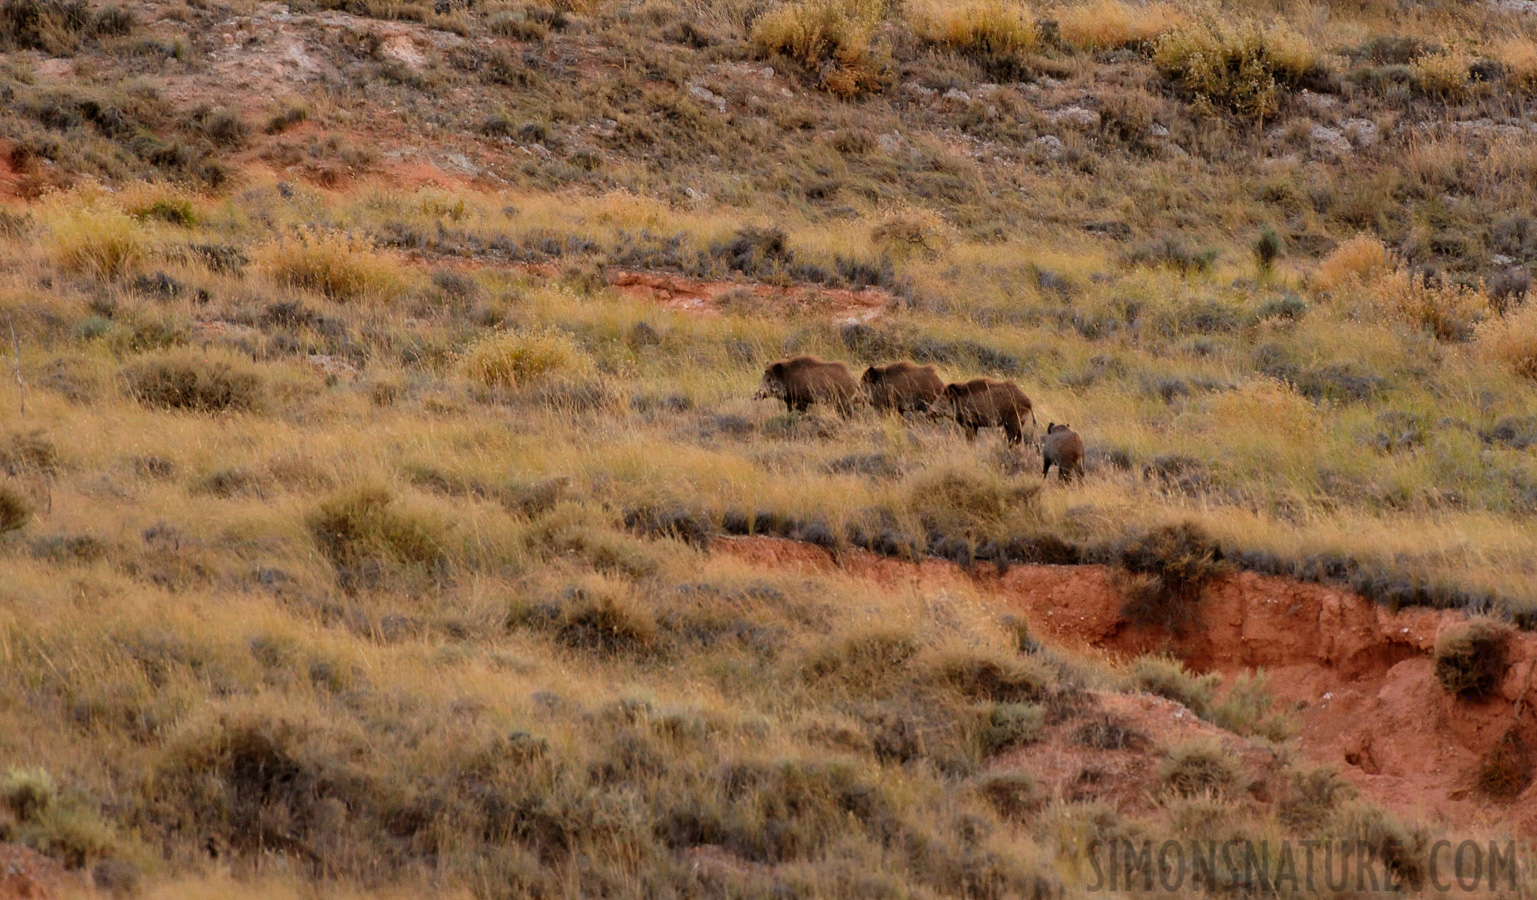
left=1432, top=618, right=1511, bottom=701
left=1116, top=521, right=1227, bottom=633
left=1475, top=729, right=1533, bottom=799
left=121, top=353, right=263, bottom=413
left=0, top=485, right=32, bottom=535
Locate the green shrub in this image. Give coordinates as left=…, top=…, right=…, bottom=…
left=1154, top=23, right=1319, bottom=121
left=122, top=353, right=262, bottom=413
left=979, top=702, right=1046, bottom=755
left=1278, top=765, right=1354, bottom=831
left=129, top=197, right=197, bottom=227
left=1128, top=655, right=1219, bottom=717
left=1210, top=670, right=1291, bottom=740
left=1433, top=618, right=1511, bottom=701
left=1160, top=739, right=1242, bottom=798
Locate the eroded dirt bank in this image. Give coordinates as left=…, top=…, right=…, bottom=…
left=717, top=536, right=1537, bottom=836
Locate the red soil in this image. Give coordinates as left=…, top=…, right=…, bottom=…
left=715, top=536, right=1537, bottom=835
left=0, top=844, right=72, bottom=899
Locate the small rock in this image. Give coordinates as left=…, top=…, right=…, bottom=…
left=877, top=131, right=905, bottom=154
left=1308, top=124, right=1352, bottom=158
left=760, top=66, right=775, bottom=78
left=688, top=83, right=726, bottom=111
left=1047, top=105, right=1099, bottom=127
left=907, top=83, right=937, bottom=98
left=942, top=87, right=971, bottom=103
left=1341, top=118, right=1378, bottom=147
left=1150, top=123, right=1170, bottom=137
left=1032, top=135, right=1064, bottom=158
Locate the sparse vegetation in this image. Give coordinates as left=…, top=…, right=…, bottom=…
left=0, top=0, right=1535, bottom=894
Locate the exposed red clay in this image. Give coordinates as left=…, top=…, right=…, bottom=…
left=715, top=535, right=1537, bottom=835
left=0, top=843, right=73, bottom=899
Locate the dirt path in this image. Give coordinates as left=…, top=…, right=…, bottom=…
left=716, top=535, right=1537, bottom=836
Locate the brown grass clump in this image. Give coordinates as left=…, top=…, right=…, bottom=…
left=973, top=771, right=1043, bottom=821
left=751, top=0, right=889, bottom=96
left=256, top=230, right=405, bottom=303
left=46, top=202, right=144, bottom=280
left=1475, top=729, right=1533, bottom=799
left=121, top=352, right=263, bottom=413
left=1159, top=739, right=1243, bottom=798
left=0, top=484, right=33, bottom=535
left=1432, top=618, right=1511, bottom=701
left=553, top=584, right=659, bottom=656
left=1057, top=0, right=1183, bottom=51
left=1116, top=521, right=1227, bottom=633
left=1476, top=304, right=1537, bottom=381
left=460, top=327, right=596, bottom=390
left=907, top=0, right=1039, bottom=57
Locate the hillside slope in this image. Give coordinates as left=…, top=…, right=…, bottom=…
left=0, top=0, right=1536, bottom=895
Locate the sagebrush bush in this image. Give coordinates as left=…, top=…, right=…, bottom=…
left=751, top=0, right=888, bottom=96
left=460, top=327, right=596, bottom=389
left=257, top=230, right=405, bottom=302
left=47, top=202, right=144, bottom=279
left=1432, top=618, right=1510, bottom=701
left=979, top=702, right=1045, bottom=754
left=1116, top=521, right=1227, bottom=632
left=0, top=484, right=32, bottom=535
left=1128, top=655, right=1219, bottom=717
left=1154, top=23, right=1318, bottom=120
left=1210, top=670, right=1291, bottom=740
left=1476, top=304, right=1537, bottom=380
left=1278, top=765, right=1353, bottom=830
left=306, top=483, right=448, bottom=575
left=121, top=353, right=263, bottom=413
left=1160, top=739, right=1242, bottom=797
left=908, top=0, right=1039, bottom=58
left=1057, top=0, right=1182, bottom=51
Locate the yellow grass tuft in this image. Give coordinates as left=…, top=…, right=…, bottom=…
left=44, top=202, right=145, bottom=279
left=1057, top=0, right=1184, bottom=51
left=1476, top=304, right=1537, bottom=381
left=1492, top=37, right=1537, bottom=92
left=1310, top=234, right=1392, bottom=294
left=459, top=327, right=596, bottom=389
left=255, top=230, right=406, bottom=303
left=752, top=0, right=889, bottom=96
left=1410, top=49, right=1471, bottom=97
left=907, top=0, right=1040, bottom=57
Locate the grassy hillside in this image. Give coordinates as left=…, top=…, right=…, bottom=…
left=1, top=0, right=1536, bottom=894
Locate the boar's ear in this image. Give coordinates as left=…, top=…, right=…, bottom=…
left=769, top=362, right=784, bottom=376
left=1047, top=422, right=1055, bottom=432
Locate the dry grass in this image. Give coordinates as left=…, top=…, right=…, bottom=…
left=1476, top=304, right=1537, bottom=381
left=1311, top=234, right=1394, bottom=294
left=44, top=201, right=144, bottom=279
left=459, top=326, right=596, bottom=389
left=1492, top=37, right=1537, bottom=93
left=751, top=0, right=888, bottom=96
left=1056, top=0, right=1183, bottom=51
left=907, top=0, right=1039, bottom=57
left=1409, top=48, right=1471, bottom=97
left=1432, top=618, right=1511, bottom=701
left=255, top=230, right=405, bottom=303
left=1153, top=23, right=1318, bottom=120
